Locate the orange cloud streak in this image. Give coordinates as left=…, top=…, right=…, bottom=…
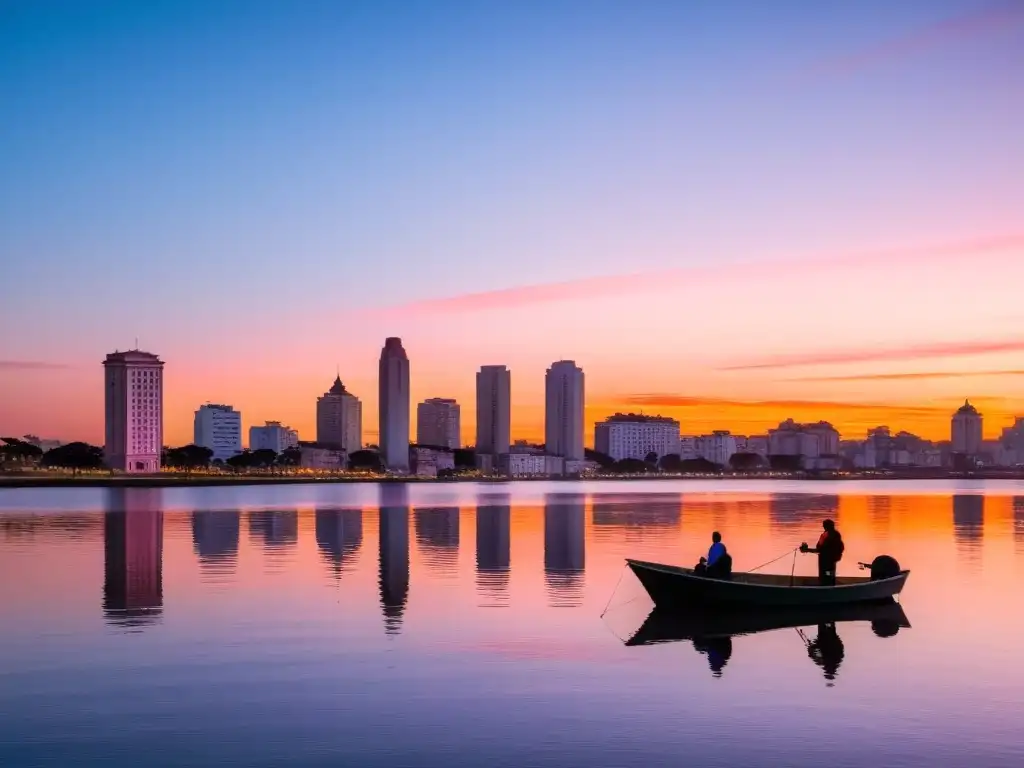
left=786, top=370, right=1024, bottom=383
left=720, top=338, right=1024, bottom=372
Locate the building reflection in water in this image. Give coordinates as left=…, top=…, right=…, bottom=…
left=103, top=488, right=164, bottom=629
left=1013, top=497, right=1024, bottom=553
left=769, top=494, right=840, bottom=530
left=314, top=508, right=364, bottom=580
left=952, top=494, right=984, bottom=564
left=379, top=485, right=410, bottom=635
left=413, top=506, right=459, bottom=577
left=591, top=493, right=681, bottom=540
left=543, top=493, right=585, bottom=607
left=475, top=495, right=511, bottom=607
left=191, top=510, right=240, bottom=581
left=248, top=510, right=299, bottom=549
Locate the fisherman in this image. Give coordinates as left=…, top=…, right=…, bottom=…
left=705, top=531, right=732, bottom=579
left=800, top=519, right=844, bottom=586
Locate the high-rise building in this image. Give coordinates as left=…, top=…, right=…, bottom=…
left=249, top=421, right=298, bottom=453
left=316, top=375, right=362, bottom=453
left=417, top=398, right=461, bottom=449
left=544, top=360, right=585, bottom=461
left=193, top=404, right=242, bottom=461
left=379, top=337, right=410, bottom=471
left=476, top=365, right=511, bottom=457
left=952, top=400, right=983, bottom=455
left=103, top=349, right=164, bottom=473
left=594, top=413, right=680, bottom=461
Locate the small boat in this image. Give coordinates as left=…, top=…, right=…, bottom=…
left=626, top=599, right=910, bottom=646
left=626, top=557, right=909, bottom=609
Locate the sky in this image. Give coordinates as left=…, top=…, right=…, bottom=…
left=1, top=0, right=1023, bottom=446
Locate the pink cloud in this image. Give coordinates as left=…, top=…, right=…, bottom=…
left=374, top=232, right=1024, bottom=315
left=801, top=1, right=1024, bottom=80
left=787, top=370, right=1024, bottom=382
left=0, top=361, right=71, bottom=371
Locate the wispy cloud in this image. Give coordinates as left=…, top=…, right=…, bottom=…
left=802, top=1, right=1024, bottom=81
left=622, top=394, right=945, bottom=415
left=377, top=232, right=1024, bottom=315
left=720, top=338, right=1024, bottom=372
left=786, top=369, right=1024, bottom=383
left=0, top=361, right=71, bottom=371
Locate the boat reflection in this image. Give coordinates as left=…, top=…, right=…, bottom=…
left=626, top=601, right=910, bottom=681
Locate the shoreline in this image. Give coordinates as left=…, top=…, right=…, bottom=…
left=1, top=471, right=1022, bottom=489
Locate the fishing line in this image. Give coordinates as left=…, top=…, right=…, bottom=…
left=600, top=565, right=628, bottom=617
left=746, top=547, right=799, bottom=574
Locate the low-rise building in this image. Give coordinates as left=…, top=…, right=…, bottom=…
left=194, top=404, right=243, bottom=461
left=249, top=421, right=299, bottom=454
left=298, top=443, right=347, bottom=471
left=410, top=445, right=456, bottom=477
left=594, top=413, right=681, bottom=461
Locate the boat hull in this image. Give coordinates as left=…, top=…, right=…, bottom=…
left=626, top=558, right=909, bottom=609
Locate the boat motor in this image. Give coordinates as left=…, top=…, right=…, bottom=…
left=857, top=555, right=901, bottom=581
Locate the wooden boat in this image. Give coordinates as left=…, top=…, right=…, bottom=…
left=626, top=558, right=909, bottom=609
left=625, top=599, right=910, bottom=646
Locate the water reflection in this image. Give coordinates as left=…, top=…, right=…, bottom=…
left=191, top=510, right=240, bottom=580
left=770, top=494, right=840, bottom=529
left=379, top=485, right=410, bottom=635
left=102, top=489, right=164, bottom=629
left=627, top=601, right=909, bottom=682
left=952, top=495, right=984, bottom=565
left=414, top=506, right=459, bottom=577
left=314, top=508, right=363, bottom=580
left=475, top=495, right=510, bottom=607
left=1015, top=497, right=1024, bottom=552
left=592, top=493, right=681, bottom=540
left=543, top=493, right=585, bottom=607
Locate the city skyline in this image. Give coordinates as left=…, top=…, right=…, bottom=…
left=2, top=1, right=1024, bottom=445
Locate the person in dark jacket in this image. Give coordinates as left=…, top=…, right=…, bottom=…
left=800, top=519, right=844, bottom=586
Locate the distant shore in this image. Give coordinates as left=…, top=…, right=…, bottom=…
left=1, top=469, right=1023, bottom=489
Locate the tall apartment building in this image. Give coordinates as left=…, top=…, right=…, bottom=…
left=316, top=375, right=362, bottom=453
left=593, top=413, right=681, bottom=461
left=768, top=419, right=841, bottom=458
left=417, top=398, right=461, bottom=449
left=952, top=400, right=983, bottom=455
left=103, top=350, right=164, bottom=473
left=544, top=360, right=585, bottom=461
left=476, top=365, right=511, bottom=457
left=249, top=421, right=298, bottom=453
left=696, top=431, right=737, bottom=466
left=379, top=337, right=410, bottom=471
left=193, top=404, right=242, bottom=461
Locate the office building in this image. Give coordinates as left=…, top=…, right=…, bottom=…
left=593, top=413, right=681, bottom=461
left=952, top=400, right=983, bottom=456
left=476, top=365, right=511, bottom=458
left=103, top=349, right=164, bottom=473
left=193, top=404, right=242, bottom=461
left=379, top=337, right=411, bottom=472
left=316, top=375, right=362, bottom=453
left=249, top=421, right=298, bottom=453
left=417, top=398, right=461, bottom=449
left=544, top=360, right=585, bottom=461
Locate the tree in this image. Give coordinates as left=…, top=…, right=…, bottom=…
left=1, top=437, right=43, bottom=466
left=679, top=457, right=720, bottom=473
left=163, top=444, right=214, bottom=472
left=349, top=449, right=384, bottom=473
left=584, top=448, right=615, bottom=469
left=453, top=448, right=476, bottom=470
left=644, top=451, right=659, bottom=465
left=610, top=457, right=652, bottom=474
left=41, top=442, right=104, bottom=473
left=278, top=447, right=302, bottom=467
left=249, top=449, right=278, bottom=468
left=658, top=453, right=683, bottom=473
left=728, top=452, right=764, bottom=472
left=769, top=454, right=803, bottom=472
left=226, top=451, right=253, bottom=470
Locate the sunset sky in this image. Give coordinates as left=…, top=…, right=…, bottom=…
left=2, top=0, right=1023, bottom=447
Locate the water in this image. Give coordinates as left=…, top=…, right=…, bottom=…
left=2, top=479, right=1023, bottom=767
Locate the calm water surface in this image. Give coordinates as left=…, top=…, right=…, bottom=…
left=2, top=479, right=1024, bottom=767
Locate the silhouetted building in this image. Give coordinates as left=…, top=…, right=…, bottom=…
left=379, top=338, right=411, bottom=471
left=951, top=400, right=983, bottom=457
left=544, top=493, right=585, bottom=607
left=476, top=497, right=511, bottom=606
left=379, top=486, right=410, bottom=634
left=416, top=398, right=461, bottom=449
left=476, top=365, right=511, bottom=462
left=315, top=508, right=364, bottom=579
left=545, top=360, right=585, bottom=461
left=414, top=506, right=459, bottom=576
left=103, top=489, right=163, bottom=627
left=316, top=375, right=362, bottom=453
left=191, top=510, right=240, bottom=578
